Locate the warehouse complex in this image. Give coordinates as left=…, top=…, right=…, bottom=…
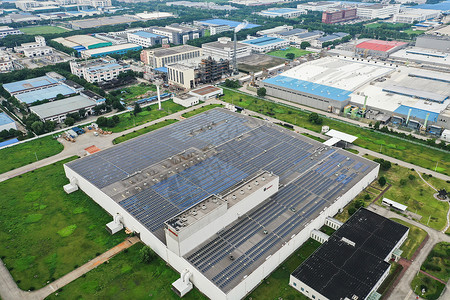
left=64, top=108, right=378, bottom=300
left=290, top=208, right=409, bottom=300
left=261, top=56, right=450, bottom=130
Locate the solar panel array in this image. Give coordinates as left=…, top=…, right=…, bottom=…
left=66, top=108, right=377, bottom=292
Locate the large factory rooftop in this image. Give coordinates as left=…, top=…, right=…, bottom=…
left=291, top=208, right=408, bottom=300
left=356, top=39, right=408, bottom=52
left=65, top=108, right=377, bottom=292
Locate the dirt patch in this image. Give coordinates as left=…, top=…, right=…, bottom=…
left=238, top=54, right=286, bottom=73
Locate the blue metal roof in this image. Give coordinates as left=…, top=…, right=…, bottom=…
left=242, top=36, right=287, bottom=47
left=15, top=85, right=77, bottom=104
left=393, top=105, right=439, bottom=122
left=263, top=75, right=352, bottom=102
left=133, top=31, right=165, bottom=39
left=0, top=138, right=19, bottom=148
left=3, top=76, right=58, bottom=94
left=154, top=67, right=168, bottom=73
left=0, top=112, right=14, bottom=126
left=199, top=19, right=259, bottom=29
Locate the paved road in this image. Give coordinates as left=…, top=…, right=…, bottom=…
left=366, top=205, right=450, bottom=300
left=0, top=237, right=139, bottom=300
left=0, top=101, right=220, bottom=183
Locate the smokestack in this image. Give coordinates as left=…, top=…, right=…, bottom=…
left=157, top=84, right=161, bottom=110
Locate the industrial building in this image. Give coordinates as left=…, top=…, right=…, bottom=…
left=127, top=31, right=169, bottom=48
left=356, top=4, right=400, bottom=19
left=415, top=35, right=450, bottom=52
left=258, top=8, right=307, bottom=18
left=241, top=36, right=289, bottom=53
left=194, top=19, right=260, bottom=30
left=256, top=25, right=293, bottom=37
left=173, top=94, right=199, bottom=107
left=290, top=208, right=408, bottom=300
left=355, top=39, right=408, bottom=58
left=393, top=8, right=441, bottom=24
left=141, top=45, right=202, bottom=68
left=135, top=11, right=174, bottom=20
left=151, top=24, right=204, bottom=45
left=297, top=1, right=340, bottom=12
left=53, top=35, right=113, bottom=53
left=0, top=112, right=17, bottom=132
left=2, top=72, right=65, bottom=96
left=22, top=46, right=54, bottom=58
left=14, top=84, right=79, bottom=105
left=188, top=85, right=223, bottom=101
left=389, top=47, right=450, bottom=69
left=80, top=43, right=142, bottom=58
left=69, top=15, right=139, bottom=30
left=313, top=32, right=349, bottom=47
left=0, top=26, right=23, bottom=38
left=322, top=8, right=357, bottom=24
left=63, top=108, right=378, bottom=300
left=166, top=1, right=236, bottom=11
left=0, top=51, right=13, bottom=72
left=202, top=37, right=251, bottom=61
left=70, top=56, right=131, bottom=83
left=283, top=30, right=324, bottom=45
left=30, top=94, right=97, bottom=123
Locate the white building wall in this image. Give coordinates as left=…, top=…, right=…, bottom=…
left=0, top=120, right=16, bottom=131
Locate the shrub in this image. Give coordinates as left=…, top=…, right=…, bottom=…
left=374, top=158, right=391, bottom=171
left=139, top=246, right=155, bottom=264
left=378, top=176, right=387, bottom=187
left=408, top=174, right=415, bottom=180
left=364, top=194, right=371, bottom=200
left=400, top=179, right=407, bottom=186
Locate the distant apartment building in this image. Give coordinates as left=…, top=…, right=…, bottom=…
left=322, top=8, right=357, bottom=24
left=0, top=26, right=22, bottom=39
left=141, top=44, right=202, bottom=68
left=356, top=4, right=400, bottom=19
left=70, top=56, right=131, bottom=83
left=127, top=31, right=169, bottom=48
left=202, top=37, right=251, bottom=60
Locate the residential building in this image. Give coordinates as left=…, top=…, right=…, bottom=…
left=151, top=24, right=204, bottom=45
left=202, top=37, right=251, bottom=60
left=241, top=36, right=289, bottom=53
left=393, top=8, right=441, bottom=23
left=356, top=4, right=400, bottom=19
left=127, top=31, right=169, bottom=48
left=30, top=94, right=97, bottom=123
left=258, top=8, right=307, bottom=18
left=80, top=43, right=142, bottom=58
left=141, top=44, right=202, bottom=68
left=0, top=26, right=22, bottom=39
left=70, top=56, right=131, bottom=83
left=322, top=8, right=357, bottom=24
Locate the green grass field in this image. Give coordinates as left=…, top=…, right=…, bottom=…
left=0, top=157, right=127, bottom=290
left=0, top=136, right=64, bottom=174
left=391, top=218, right=428, bottom=260
left=404, top=29, right=426, bottom=35
left=365, top=22, right=410, bottom=29
left=104, top=100, right=185, bottom=132
left=181, top=104, right=222, bottom=118
left=420, top=242, right=450, bottom=282
left=118, top=84, right=157, bottom=102
left=245, top=239, right=320, bottom=300
left=113, top=119, right=178, bottom=144
left=411, top=272, right=446, bottom=300
left=267, top=47, right=312, bottom=59
left=46, top=243, right=207, bottom=300
left=221, top=89, right=450, bottom=175
left=20, top=26, right=69, bottom=35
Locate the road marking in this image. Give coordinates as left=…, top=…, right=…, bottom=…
left=404, top=289, right=413, bottom=300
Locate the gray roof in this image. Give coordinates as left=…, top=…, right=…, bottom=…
left=30, top=95, right=96, bottom=119
left=202, top=40, right=249, bottom=50
left=383, top=85, right=448, bottom=103
left=151, top=44, right=201, bottom=57
left=296, top=30, right=323, bottom=39
left=277, top=28, right=307, bottom=36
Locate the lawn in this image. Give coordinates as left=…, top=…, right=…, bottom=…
left=20, top=26, right=69, bottom=35
left=181, top=104, right=223, bottom=118
left=411, top=272, right=445, bottom=300
left=420, top=242, right=450, bottom=282
left=0, top=157, right=127, bottom=290
left=221, top=89, right=450, bottom=175
left=267, top=47, right=312, bottom=59
left=391, top=218, right=428, bottom=260
left=46, top=243, right=207, bottom=300
left=0, top=135, right=64, bottom=174
left=112, top=119, right=178, bottom=144
left=404, top=29, right=426, bottom=35
left=103, top=100, right=186, bottom=132
left=118, top=83, right=157, bottom=102
left=245, top=239, right=320, bottom=300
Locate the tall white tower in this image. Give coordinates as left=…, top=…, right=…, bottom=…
left=154, top=79, right=163, bottom=110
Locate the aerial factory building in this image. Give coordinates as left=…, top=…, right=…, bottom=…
left=63, top=108, right=378, bottom=300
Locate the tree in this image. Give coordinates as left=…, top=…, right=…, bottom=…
left=112, top=115, right=120, bottom=124
left=257, top=87, right=266, bottom=97
left=106, top=118, right=116, bottom=128
left=78, top=108, right=86, bottom=119
left=300, top=41, right=311, bottom=49
left=308, top=112, right=323, bottom=125
left=374, top=158, right=391, bottom=171
left=44, top=120, right=56, bottom=132
left=374, top=121, right=381, bottom=130
left=134, top=102, right=142, bottom=115
left=223, top=79, right=240, bottom=89
left=96, top=116, right=107, bottom=127
left=285, top=52, right=295, bottom=60
left=378, top=176, right=387, bottom=187
left=55, top=93, right=65, bottom=100
left=139, top=245, right=155, bottom=264
left=31, top=121, right=44, bottom=135
left=64, top=117, right=75, bottom=126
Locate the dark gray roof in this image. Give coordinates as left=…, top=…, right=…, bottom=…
left=278, top=28, right=307, bottom=36
left=291, top=208, right=409, bottom=300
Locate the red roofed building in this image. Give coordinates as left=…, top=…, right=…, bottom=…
left=356, top=39, right=408, bottom=58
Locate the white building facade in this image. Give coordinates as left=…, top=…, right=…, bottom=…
left=202, top=37, right=251, bottom=60
left=70, top=56, right=131, bottom=83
